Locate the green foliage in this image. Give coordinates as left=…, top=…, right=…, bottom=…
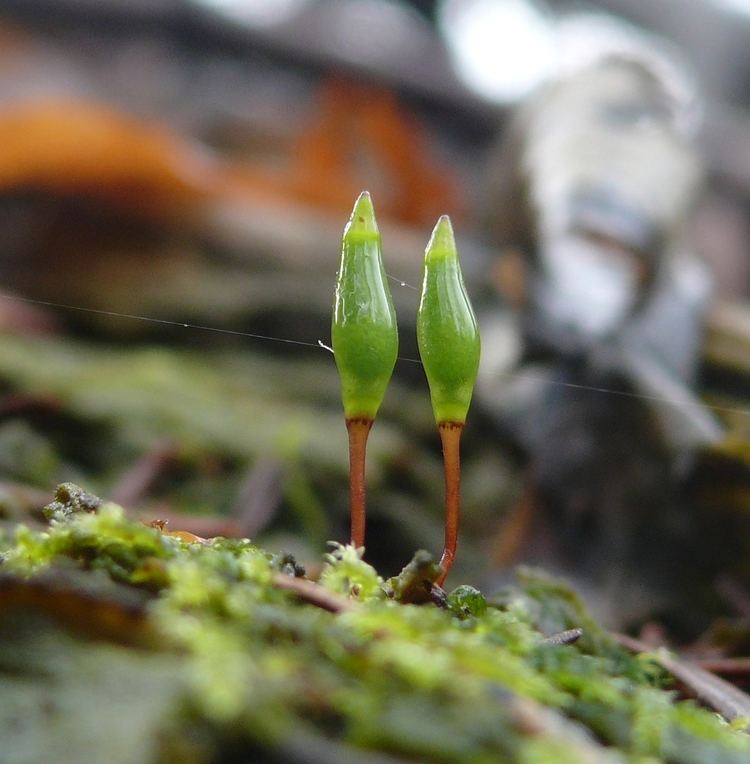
left=416, top=216, right=480, bottom=424
left=332, top=191, right=398, bottom=420
left=319, top=542, right=385, bottom=602
left=2, top=485, right=750, bottom=763
left=0, top=420, right=60, bottom=486
left=0, top=333, right=402, bottom=475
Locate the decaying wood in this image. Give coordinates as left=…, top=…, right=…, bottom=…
left=0, top=573, right=152, bottom=646
left=614, top=632, right=750, bottom=727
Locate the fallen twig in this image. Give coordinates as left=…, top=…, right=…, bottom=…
left=231, top=456, right=284, bottom=537
left=694, top=658, right=750, bottom=677
left=110, top=440, right=179, bottom=508
left=272, top=573, right=356, bottom=614
left=614, top=632, right=750, bottom=728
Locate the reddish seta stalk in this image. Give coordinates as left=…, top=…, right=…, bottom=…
left=436, top=421, right=463, bottom=586
left=346, top=417, right=373, bottom=549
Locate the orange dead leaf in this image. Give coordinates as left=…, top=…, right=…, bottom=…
left=0, top=82, right=463, bottom=228
left=0, top=100, right=220, bottom=216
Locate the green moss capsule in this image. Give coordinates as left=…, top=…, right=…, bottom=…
left=417, top=215, right=480, bottom=585
left=332, top=191, right=398, bottom=420
left=332, top=191, right=397, bottom=549
left=417, top=215, right=480, bottom=426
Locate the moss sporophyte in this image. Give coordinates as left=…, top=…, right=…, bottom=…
left=332, top=191, right=398, bottom=549
left=331, top=199, right=480, bottom=578
left=417, top=215, right=480, bottom=585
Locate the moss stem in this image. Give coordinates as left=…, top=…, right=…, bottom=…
left=436, top=421, right=463, bottom=586
left=346, top=417, right=373, bottom=549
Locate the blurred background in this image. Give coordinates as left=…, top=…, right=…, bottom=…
left=3, top=0, right=750, bottom=640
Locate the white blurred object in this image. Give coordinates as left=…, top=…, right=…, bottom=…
left=710, top=0, right=750, bottom=16
left=197, top=0, right=311, bottom=27
left=439, top=0, right=555, bottom=103
left=530, top=235, right=640, bottom=340
left=480, top=54, right=720, bottom=453
left=524, top=60, right=702, bottom=240
left=519, top=58, right=704, bottom=356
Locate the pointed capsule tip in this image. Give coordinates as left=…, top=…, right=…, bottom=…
left=425, top=214, right=456, bottom=261
left=346, top=190, right=378, bottom=237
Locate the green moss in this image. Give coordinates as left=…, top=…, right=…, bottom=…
left=385, top=548, right=442, bottom=603
left=0, top=613, right=184, bottom=764
left=2, top=484, right=750, bottom=763
left=0, top=333, right=403, bottom=477
left=43, top=482, right=103, bottom=521
left=319, top=542, right=384, bottom=602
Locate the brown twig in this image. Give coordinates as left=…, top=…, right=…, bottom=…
left=231, top=456, right=284, bottom=537
left=0, top=392, right=60, bottom=417
left=491, top=481, right=536, bottom=566
left=110, top=440, right=178, bottom=508
left=272, top=573, right=356, bottom=614
left=613, top=632, right=750, bottom=727
left=693, top=658, right=750, bottom=677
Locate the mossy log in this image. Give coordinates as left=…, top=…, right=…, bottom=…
left=1, top=484, right=749, bottom=763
